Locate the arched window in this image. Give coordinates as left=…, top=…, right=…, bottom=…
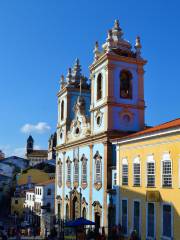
left=133, top=156, right=141, bottom=186
left=97, top=73, right=102, bottom=100
left=94, top=151, right=102, bottom=190
left=57, top=160, right=62, bottom=188
left=61, top=100, right=64, bottom=121
left=95, top=159, right=101, bottom=183
left=74, top=159, right=79, bottom=186
left=81, top=154, right=87, bottom=189
left=162, top=153, right=172, bottom=187
left=122, top=158, right=128, bottom=186
left=120, top=70, right=132, bottom=99
left=147, top=155, right=155, bottom=187
left=66, top=157, right=71, bottom=188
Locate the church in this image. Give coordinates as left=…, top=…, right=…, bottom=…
left=55, top=20, right=146, bottom=230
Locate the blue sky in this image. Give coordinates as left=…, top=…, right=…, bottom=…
left=0, top=0, right=180, bottom=157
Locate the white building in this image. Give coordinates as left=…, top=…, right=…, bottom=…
left=34, top=180, right=55, bottom=236
left=55, top=19, right=146, bottom=232
left=24, top=189, right=35, bottom=223
left=24, top=179, right=55, bottom=236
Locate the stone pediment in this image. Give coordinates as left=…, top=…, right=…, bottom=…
left=67, top=96, right=91, bottom=142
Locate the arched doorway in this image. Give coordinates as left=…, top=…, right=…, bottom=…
left=82, top=207, right=86, bottom=219
left=66, top=203, right=69, bottom=220
left=95, top=212, right=100, bottom=230
left=72, top=196, right=79, bottom=220
left=92, top=201, right=102, bottom=231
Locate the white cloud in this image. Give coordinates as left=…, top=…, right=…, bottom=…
left=12, top=147, right=26, bottom=157
left=21, top=122, right=51, bottom=134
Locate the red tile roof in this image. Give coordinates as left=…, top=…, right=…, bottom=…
left=114, top=118, right=180, bottom=142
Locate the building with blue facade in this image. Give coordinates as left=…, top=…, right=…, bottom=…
left=55, top=20, right=146, bottom=231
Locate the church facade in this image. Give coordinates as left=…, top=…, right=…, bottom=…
left=55, top=20, right=147, bottom=229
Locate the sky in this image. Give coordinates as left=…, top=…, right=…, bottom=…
left=0, top=0, right=180, bottom=157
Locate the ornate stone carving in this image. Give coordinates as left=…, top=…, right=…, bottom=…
left=67, top=96, right=91, bottom=141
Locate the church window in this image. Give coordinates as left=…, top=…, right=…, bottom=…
left=97, top=73, right=102, bottom=100
left=120, top=70, right=132, bottom=99
left=66, top=158, right=71, bottom=188
left=57, top=160, right=62, bottom=188
left=61, top=100, right=64, bottom=121
left=81, top=154, right=87, bottom=189
left=74, top=159, right=79, bottom=184
left=94, top=151, right=102, bottom=187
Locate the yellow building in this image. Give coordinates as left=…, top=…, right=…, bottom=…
left=114, top=119, right=180, bottom=239
left=11, top=195, right=25, bottom=218
left=17, top=168, right=55, bottom=186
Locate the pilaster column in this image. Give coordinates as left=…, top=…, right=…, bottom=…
left=90, top=74, right=95, bottom=134
left=104, top=63, right=115, bottom=102
left=137, top=66, right=145, bottom=105
left=102, top=141, right=112, bottom=229
left=105, top=63, right=115, bottom=131
left=137, top=66, right=145, bottom=129
left=55, top=153, right=58, bottom=216
left=89, top=144, right=93, bottom=221
left=115, top=145, right=120, bottom=225
left=62, top=151, right=66, bottom=218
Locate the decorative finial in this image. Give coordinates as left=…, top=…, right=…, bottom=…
left=93, top=41, right=101, bottom=61
left=112, top=19, right=123, bottom=41
left=135, top=36, right=142, bottom=58
left=106, top=29, right=113, bottom=52
left=66, top=67, right=72, bottom=83
left=60, top=74, right=66, bottom=89
left=114, top=19, right=120, bottom=30
left=73, top=58, right=81, bottom=80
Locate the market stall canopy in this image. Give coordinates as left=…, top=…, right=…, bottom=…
left=65, top=217, right=95, bottom=227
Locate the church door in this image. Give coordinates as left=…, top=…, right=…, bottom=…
left=95, top=212, right=100, bottom=230
left=72, top=196, right=79, bottom=220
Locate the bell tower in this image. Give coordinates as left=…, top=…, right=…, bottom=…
left=57, top=59, right=91, bottom=146
left=26, top=135, right=34, bottom=154
left=90, top=20, right=147, bottom=135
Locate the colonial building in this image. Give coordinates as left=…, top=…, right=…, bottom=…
left=34, top=180, right=55, bottom=237
left=55, top=20, right=146, bottom=230
left=26, top=135, right=48, bottom=166
left=24, top=180, right=55, bottom=236
left=113, top=118, right=180, bottom=239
